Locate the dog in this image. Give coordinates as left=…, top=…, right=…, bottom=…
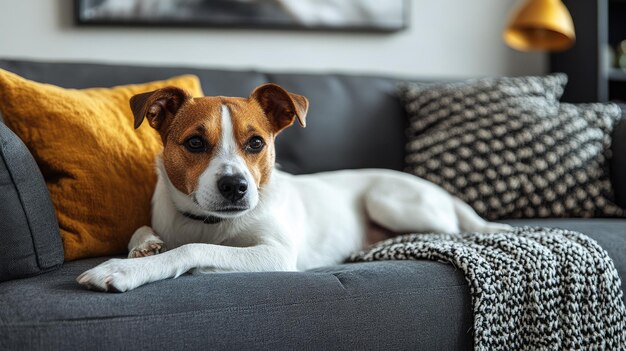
left=77, top=83, right=511, bottom=292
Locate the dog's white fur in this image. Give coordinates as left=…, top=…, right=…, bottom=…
left=78, top=104, right=510, bottom=292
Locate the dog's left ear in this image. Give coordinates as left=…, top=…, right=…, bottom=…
left=251, top=83, right=308, bottom=133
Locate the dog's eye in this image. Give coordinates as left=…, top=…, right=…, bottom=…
left=246, top=136, right=265, bottom=153
left=184, top=137, right=206, bottom=152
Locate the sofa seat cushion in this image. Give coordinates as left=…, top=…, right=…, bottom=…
left=0, top=259, right=474, bottom=350
left=0, top=219, right=624, bottom=350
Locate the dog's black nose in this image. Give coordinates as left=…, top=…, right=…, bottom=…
left=217, top=175, right=248, bottom=202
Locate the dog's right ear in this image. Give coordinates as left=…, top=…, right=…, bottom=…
left=130, top=87, right=191, bottom=131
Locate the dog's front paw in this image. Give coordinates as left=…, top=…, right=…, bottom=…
left=76, top=259, right=142, bottom=292
left=129, top=239, right=167, bottom=258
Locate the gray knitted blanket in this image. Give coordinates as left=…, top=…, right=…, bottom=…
left=348, top=226, right=626, bottom=350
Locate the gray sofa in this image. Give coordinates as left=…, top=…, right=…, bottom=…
left=0, top=59, right=625, bottom=350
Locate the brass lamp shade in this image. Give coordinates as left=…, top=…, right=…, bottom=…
left=504, top=0, right=575, bottom=52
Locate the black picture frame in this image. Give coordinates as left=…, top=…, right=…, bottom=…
left=74, top=0, right=409, bottom=33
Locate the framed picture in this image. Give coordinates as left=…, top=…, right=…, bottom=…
left=75, top=0, right=408, bottom=32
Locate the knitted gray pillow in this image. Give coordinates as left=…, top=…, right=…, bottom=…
left=400, top=75, right=625, bottom=219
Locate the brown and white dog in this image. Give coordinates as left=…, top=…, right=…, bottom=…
left=77, top=83, right=510, bottom=292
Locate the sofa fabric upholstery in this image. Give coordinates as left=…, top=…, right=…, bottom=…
left=0, top=122, right=63, bottom=282
left=0, top=219, right=623, bottom=350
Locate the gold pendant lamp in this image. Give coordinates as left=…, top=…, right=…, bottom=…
left=504, top=0, right=576, bottom=52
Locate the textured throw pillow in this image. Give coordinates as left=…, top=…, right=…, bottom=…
left=400, top=75, right=625, bottom=219
left=0, top=69, right=203, bottom=260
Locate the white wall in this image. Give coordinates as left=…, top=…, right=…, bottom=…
left=0, top=0, right=545, bottom=78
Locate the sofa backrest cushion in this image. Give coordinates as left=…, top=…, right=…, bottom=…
left=0, top=59, right=408, bottom=174
left=0, top=121, right=63, bottom=281
left=3, top=59, right=622, bottom=213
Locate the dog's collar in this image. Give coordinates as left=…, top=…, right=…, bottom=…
left=180, top=211, right=223, bottom=225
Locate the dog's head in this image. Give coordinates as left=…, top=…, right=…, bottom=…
left=130, top=83, right=308, bottom=220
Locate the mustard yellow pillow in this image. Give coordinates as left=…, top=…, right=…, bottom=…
left=0, top=70, right=203, bottom=260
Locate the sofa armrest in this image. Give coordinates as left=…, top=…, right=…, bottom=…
left=611, top=105, right=626, bottom=208
left=0, top=120, right=63, bottom=282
